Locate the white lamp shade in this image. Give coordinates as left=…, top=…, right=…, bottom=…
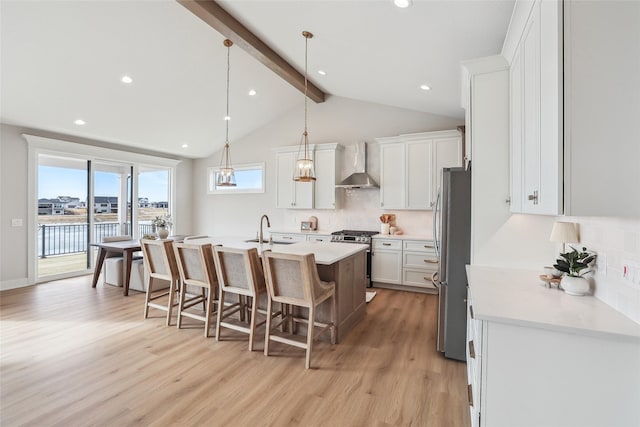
left=549, top=221, right=579, bottom=244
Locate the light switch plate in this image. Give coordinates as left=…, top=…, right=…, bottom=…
left=11, top=218, right=23, bottom=227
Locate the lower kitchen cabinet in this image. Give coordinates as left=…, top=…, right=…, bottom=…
left=372, top=238, right=438, bottom=291
left=466, top=265, right=640, bottom=427
left=371, top=238, right=402, bottom=285
left=402, top=240, right=438, bottom=289
left=269, top=232, right=307, bottom=243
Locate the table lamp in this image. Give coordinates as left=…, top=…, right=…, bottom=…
left=549, top=221, right=579, bottom=253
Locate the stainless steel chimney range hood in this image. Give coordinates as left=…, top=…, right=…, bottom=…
left=335, top=142, right=379, bottom=189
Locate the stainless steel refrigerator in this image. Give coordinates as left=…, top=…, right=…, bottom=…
left=433, top=167, right=471, bottom=361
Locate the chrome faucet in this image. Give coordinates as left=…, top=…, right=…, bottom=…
left=259, top=214, right=271, bottom=244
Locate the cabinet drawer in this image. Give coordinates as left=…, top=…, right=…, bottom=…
left=403, top=240, right=436, bottom=253
left=270, top=233, right=306, bottom=243
left=403, top=252, right=439, bottom=270
left=307, top=234, right=331, bottom=243
left=372, top=239, right=402, bottom=251
left=403, top=269, right=437, bottom=289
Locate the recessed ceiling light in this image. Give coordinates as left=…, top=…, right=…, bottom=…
left=224, top=115, right=231, bottom=121
left=121, top=75, right=133, bottom=84
left=74, top=119, right=86, bottom=126
left=394, top=0, right=412, bottom=8
left=181, top=143, right=189, bottom=148
left=248, top=89, right=257, bottom=96
left=420, top=84, right=432, bottom=91
left=318, top=70, right=327, bottom=76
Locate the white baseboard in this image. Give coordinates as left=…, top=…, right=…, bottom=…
left=0, top=278, right=33, bottom=291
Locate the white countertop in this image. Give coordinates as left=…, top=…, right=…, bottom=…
left=269, top=229, right=332, bottom=235
left=184, top=237, right=367, bottom=265
left=373, top=234, right=433, bottom=241
left=466, top=265, right=640, bottom=342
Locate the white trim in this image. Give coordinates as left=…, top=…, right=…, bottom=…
left=1, top=278, right=32, bottom=291
left=207, top=162, right=266, bottom=194
left=23, top=134, right=181, bottom=168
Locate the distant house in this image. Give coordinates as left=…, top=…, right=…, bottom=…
left=138, top=197, right=149, bottom=208
left=56, top=196, right=80, bottom=209
left=94, top=196, right=118, bottom=213
left=151, top=201, right=168, bottom=208
left=38, top=198, right=65, bottom=215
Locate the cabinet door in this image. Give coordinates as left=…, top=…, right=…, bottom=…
left=433, top=136, right=463, bottom=204
left=276, top=152, right=295, bottom=209
left=276, top=151, right=313, bottom=209
left=510, top=48, right=524, bottom=213
left=406, top=140, right=432, bottom=209
left=380, top=143, right=405, bottom=209
left=371, top=250, right=402, bottom=284
left=314, top=148, right=336, bottom=209
left=522, top=2, right=541, bottom=213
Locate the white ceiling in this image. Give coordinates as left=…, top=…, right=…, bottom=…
left=1, top=0, right=514, bottom=159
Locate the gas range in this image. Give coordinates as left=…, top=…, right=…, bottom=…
left=330, top=229, right=378, bottom=244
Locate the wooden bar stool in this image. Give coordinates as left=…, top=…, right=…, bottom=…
left=140, top=239, right=180, bottom=326
left=261, top=251, right=336, bottom=369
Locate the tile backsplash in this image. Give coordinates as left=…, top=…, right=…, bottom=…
left=568, top=216, right=640, bottom=324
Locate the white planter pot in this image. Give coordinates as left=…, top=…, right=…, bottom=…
left=561, top=275, right=590, bottom=296
left=157, top=227, right=169, bottom=239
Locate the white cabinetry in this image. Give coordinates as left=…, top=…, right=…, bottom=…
left=269, top=232, right=307, bottom=243
left=275, top=149, right=313, bottom=209
left=274, top=143, right=341, bottom=210
left=402, top=240, right=438, bottom=290
left=372, top=238, right=438, bottom=291
left=371, top=238, right=402, bottom=285
left=306, top=234, right=331, bottom=243
left=508, top=0, right=562, bottom=215
left=377, top=130, right=462, bottom=210
left=467, top=266, right=640, bottom=427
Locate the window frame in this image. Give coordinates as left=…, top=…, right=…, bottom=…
left=207, top=162, right=266, bottom=194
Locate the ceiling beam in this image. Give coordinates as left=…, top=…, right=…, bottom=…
left=177, top=0, right=326, bottom=103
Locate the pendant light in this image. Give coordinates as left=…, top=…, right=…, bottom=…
left=217, top=39, right=236, bottom=187
left=293, top=31, right=316, bottom=182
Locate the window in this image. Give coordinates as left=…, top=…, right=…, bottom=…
left=207, top=163, right=265, bottom=194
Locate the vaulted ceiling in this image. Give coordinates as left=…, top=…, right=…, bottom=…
left=1, top=1, right=514, bottom=159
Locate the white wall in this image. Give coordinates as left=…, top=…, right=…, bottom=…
left=192, top=95, right=462, bottom=238
left=0, top=123, right=193, bottom=289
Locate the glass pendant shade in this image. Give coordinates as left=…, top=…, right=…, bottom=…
left=217, top=143, right=236, bottom=187
left=293, top=31, right=316, bottom=182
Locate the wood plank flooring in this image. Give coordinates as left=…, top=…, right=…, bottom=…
left=0, top=276, right=470, bottom=427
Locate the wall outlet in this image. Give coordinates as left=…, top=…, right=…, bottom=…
left=11, top=218, right=23, bottom=227
left=622, top=260, right=640, bottom=285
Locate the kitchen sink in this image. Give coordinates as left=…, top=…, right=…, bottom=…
left=244, top=239, right=294, bottom=245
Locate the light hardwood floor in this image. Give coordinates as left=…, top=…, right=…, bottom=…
left=0, top=276, right=470, bottom=427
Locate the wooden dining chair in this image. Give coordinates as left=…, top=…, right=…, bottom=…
left=261, top=251, right=336, bottom=369
left=140, top=238, right=180, bottom=326
left=173, top=242, right=218, bottom=337
left=212, top=246, right=271, bottom=351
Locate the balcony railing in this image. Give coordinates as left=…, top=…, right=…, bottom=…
left=37, top=222, right=155, bottom=258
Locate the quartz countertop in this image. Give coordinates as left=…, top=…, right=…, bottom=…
left=373, top=234, right=433, bottom=241
left=466, top=265, right=640, bottom=342
left=182, top=236, right=367, bottom=265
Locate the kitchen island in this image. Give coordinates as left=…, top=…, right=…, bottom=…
left=188, top=238, right=368, bottom=343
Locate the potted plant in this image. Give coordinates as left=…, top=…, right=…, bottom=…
left=553, top=246, right=597, bottom=296
left=152, top=215, right=172, bottom=239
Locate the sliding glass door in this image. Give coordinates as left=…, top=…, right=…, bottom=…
left=37, top=155, right=90, bottom=278
left=36, top=154, right=173, bottom=281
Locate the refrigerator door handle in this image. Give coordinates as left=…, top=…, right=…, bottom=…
left=433, top=189, right=441, bottom=258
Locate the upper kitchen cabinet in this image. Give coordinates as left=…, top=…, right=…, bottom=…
left=504, top=0, right=640, bottom=216
left=313, top=143, right=342, bottom=209
left=273, top=143, right=341, bottom=210
left=377, top=130, right=462, bottom=210
left=507, top=0, right=563, bottom=215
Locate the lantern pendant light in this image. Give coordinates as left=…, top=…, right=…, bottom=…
left=293, top=31, right=316, bottom=182
left=217, top=39, right=236, bottom=187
